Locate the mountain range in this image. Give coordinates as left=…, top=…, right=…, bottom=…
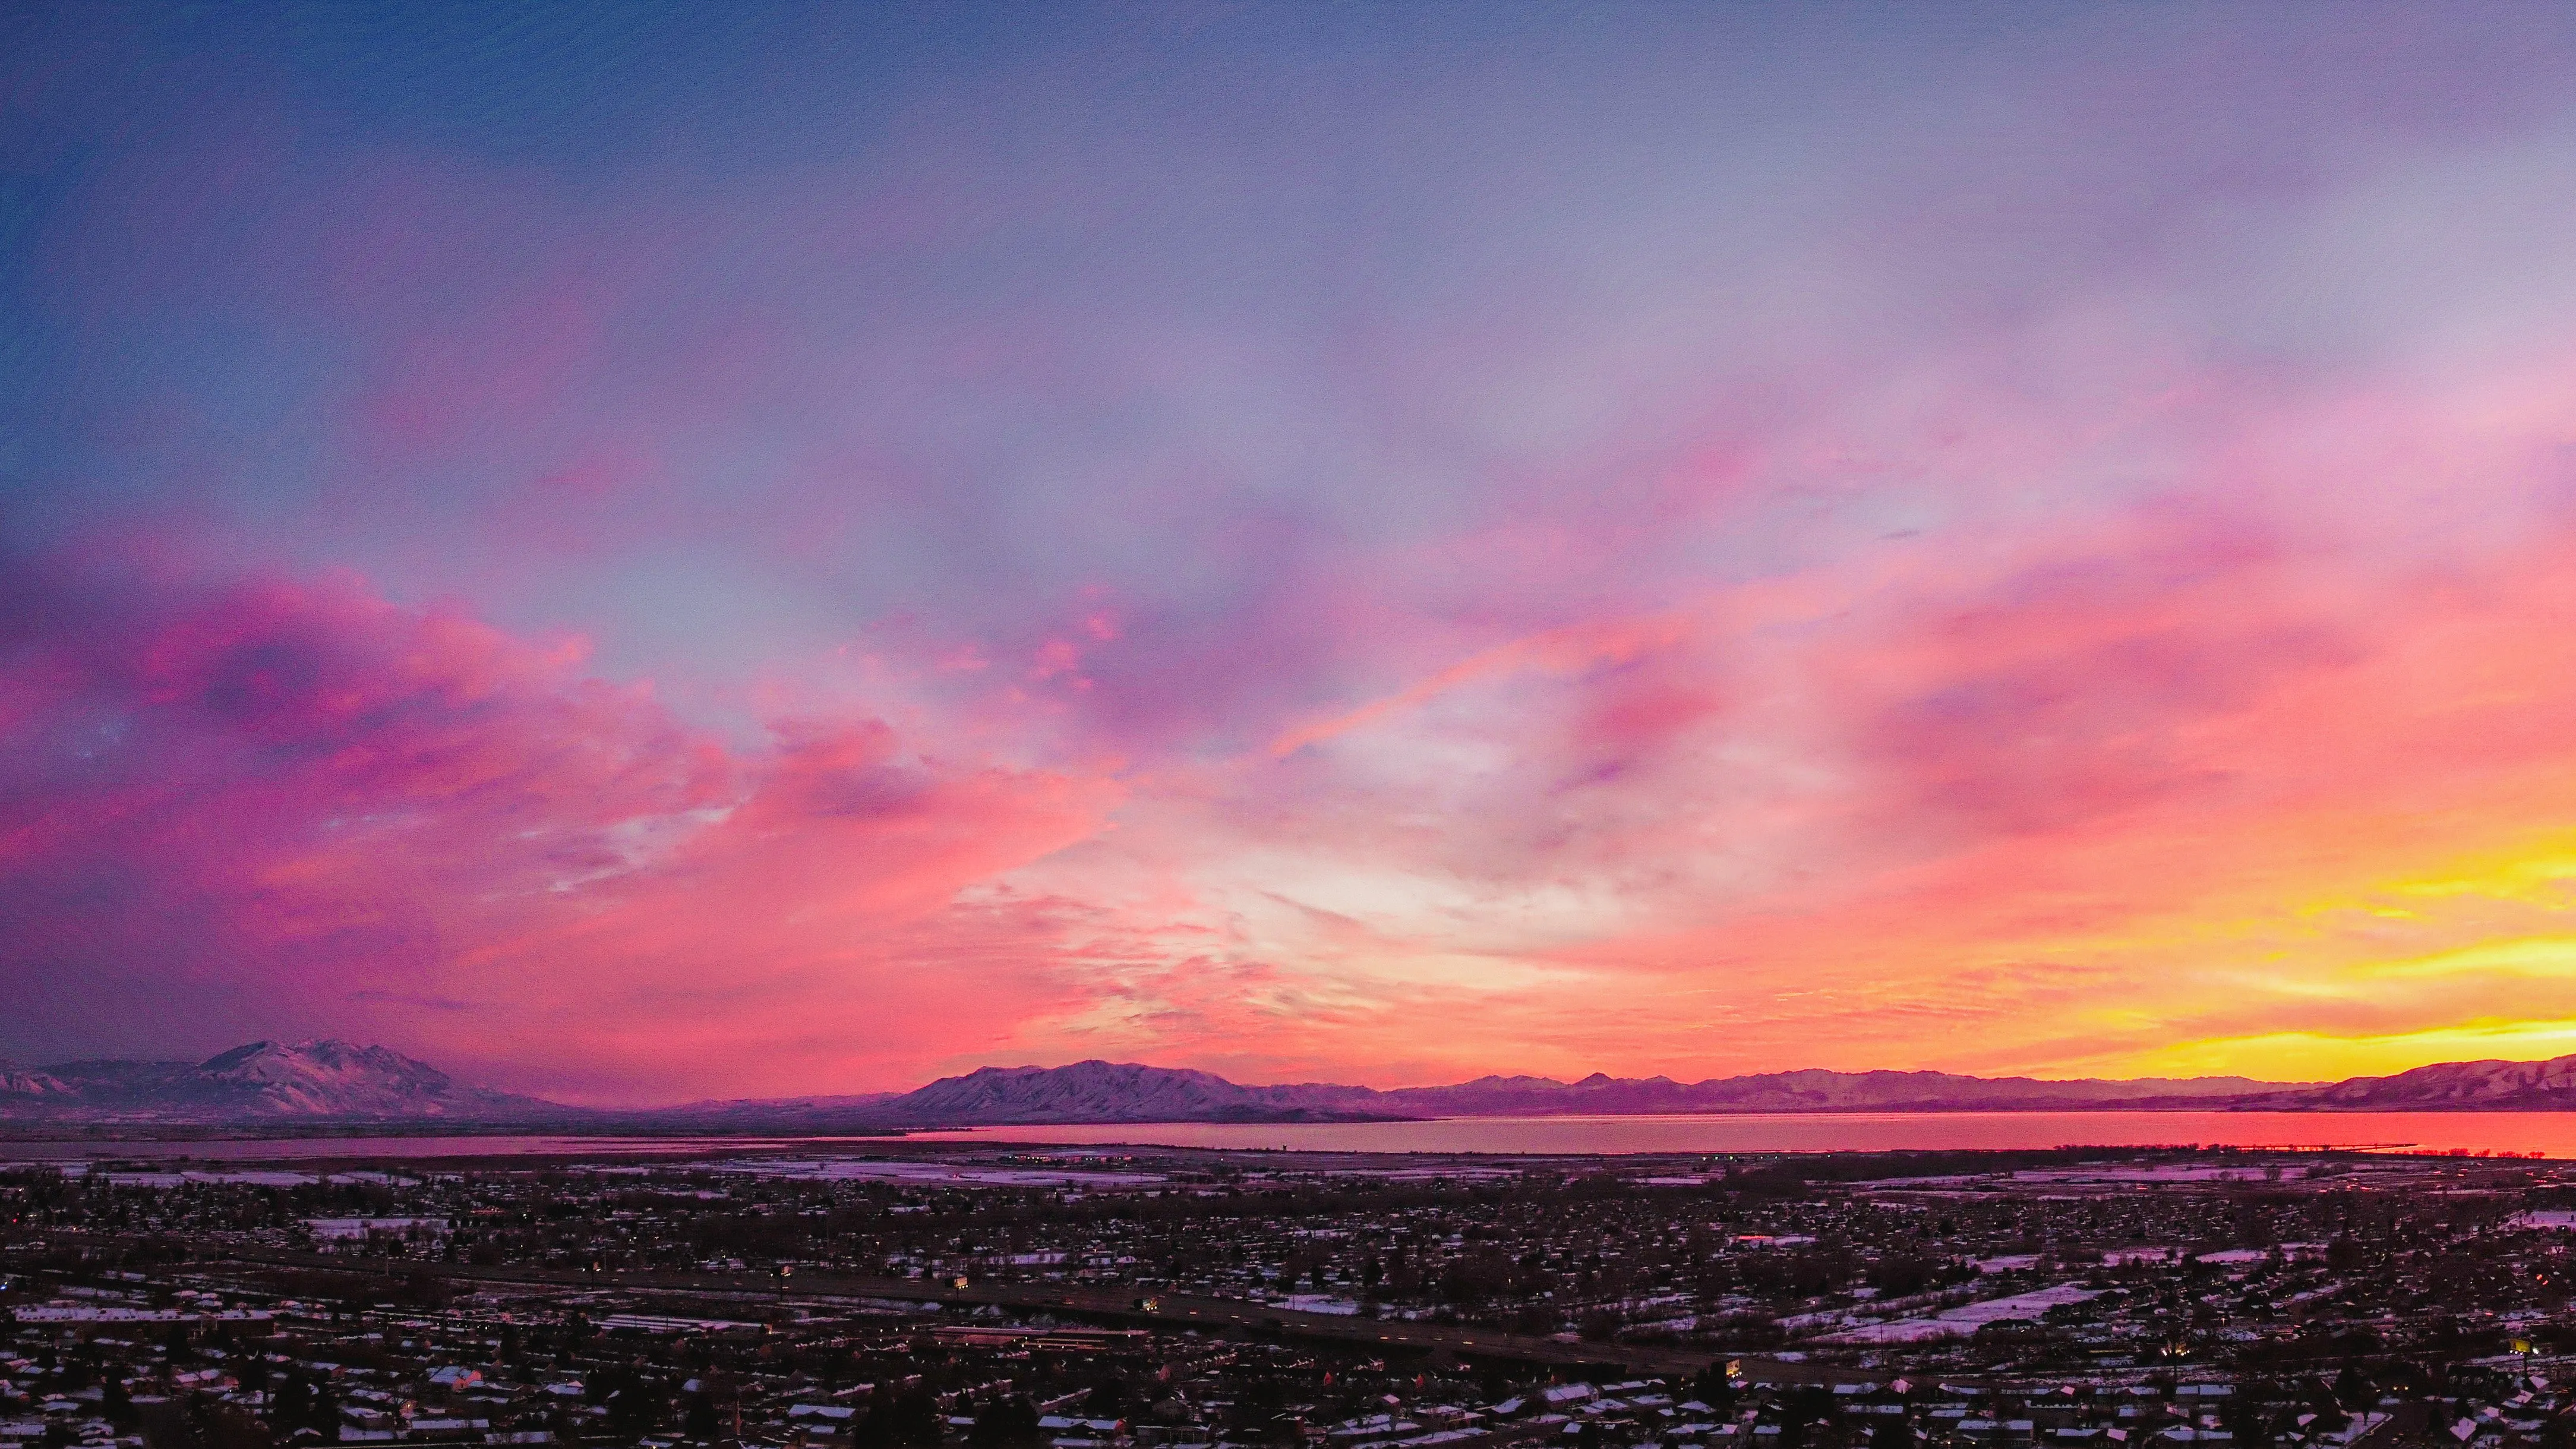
left=17, top=1040, right=2576, bottom=1126
left=0, top=1040, right=561, bottom=1122
left=836, top=1060, right=2302, bottom=1125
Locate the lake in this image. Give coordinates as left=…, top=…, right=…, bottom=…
left=905, top=1110, right=2576, bottom=1156
left=0, top=1135, right=888, bottom=1163
left=4, top=1112, right=2575, bottom=1160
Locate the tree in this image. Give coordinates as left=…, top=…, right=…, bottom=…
left=583, top=1360, right=668, bottom=1439
left=1778, top=1386, right=1834, bottom=1449
left=310, top=1381, right=341, bottom=1439
left=1688, top=1366, right=1738, bottom=1415
left=269, top=1371, right=312, bottom=1436
left=858, top=1387, right=945, bottom=1449
left=1869, top=1254, right=1933, bottom=1297
left=684, top=1392, right=724, bottom=1442
left=607, top=1374, right=665, bottom=1439
left=2223, top=1390, right=2274, bottom=1449
left=969, top=1396, right=1042, bottom=1449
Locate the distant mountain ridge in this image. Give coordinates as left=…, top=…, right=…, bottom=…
left=18, top=1041, right=2576, bottom=1127
left=832, top=1059, right=2310, bottom=1126
left=0, top=1039, right=565, bottom=1122
left=2231, top=1055, right=2576, bottom=1112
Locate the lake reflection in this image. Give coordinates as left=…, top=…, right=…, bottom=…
left=5, top=1112, right=2574, bottom=1162
left=908, top=1110, right=2576, bottom=1157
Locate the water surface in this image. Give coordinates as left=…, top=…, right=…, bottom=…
left=905, top=1110, right=2576, bottom=1157
left=5, top=1113, right=2574, bottom=1161
left=0, top=1134, right=882, bottom=1163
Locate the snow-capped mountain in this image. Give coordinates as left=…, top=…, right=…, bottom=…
left=192, top=1039, right=460, bottom=1116
left=850, top=1055, right=2576, bottom=1126
left=0, top=1067, right=75, bottom=1098
left=14, top=1042, right=2576, bottom=1131
left=1366, top=1068, right=2292, bottom=1116
left=2234, top=1054, right=2576, bottom=1110
left=869, top=1060, right=1388, bottom=1125
left=847, top=1059, right=2309, bottom=1126
left=0, top=1040, right=573, bottom=1122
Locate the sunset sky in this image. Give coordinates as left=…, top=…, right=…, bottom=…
left=12, top=5, right=2576, bottom=1103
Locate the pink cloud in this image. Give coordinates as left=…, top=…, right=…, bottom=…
left=24, top=10, right=2576, bottom=1095
left=0, top=557, right=1122, bottom=1100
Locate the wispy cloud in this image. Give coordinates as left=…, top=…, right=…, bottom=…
left=11, top=5, right=2576, bottom=1097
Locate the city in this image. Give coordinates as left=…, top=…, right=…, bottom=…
left=4, top=1145, right=2571, bottom=1449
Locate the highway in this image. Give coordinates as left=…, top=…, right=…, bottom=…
left=175, top=1243, right=1722, bottom=1377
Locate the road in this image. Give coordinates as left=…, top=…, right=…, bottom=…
left=175, top=1243, right=1722, bottom=1377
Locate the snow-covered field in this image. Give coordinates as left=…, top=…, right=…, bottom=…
left=1279, top=1295, right=1364, bottom=1315
left=715, top=1157, right=1166, bottom=1188
left=1821, top=1283, right=2101, bottom=1343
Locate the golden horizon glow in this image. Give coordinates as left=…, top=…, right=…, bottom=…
left=17, top=8, right=2576, bottom=1103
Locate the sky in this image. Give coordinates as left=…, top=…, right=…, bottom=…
left=12, top=4, right=2576, bottom=1104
